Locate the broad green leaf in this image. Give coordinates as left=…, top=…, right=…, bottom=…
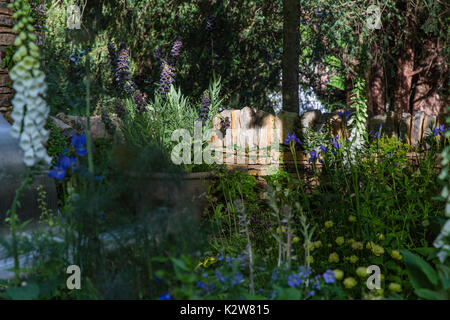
left=401, top=250, right=439, bottom=290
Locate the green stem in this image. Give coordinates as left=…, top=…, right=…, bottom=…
left=7, top=170, right=33, bottom=285
left=84, top=60, right=94, bottom=175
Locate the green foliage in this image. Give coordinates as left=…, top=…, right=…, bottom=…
left=401, top=249, right=449, bottom=300
left=0, top=46, right=16, bottom=70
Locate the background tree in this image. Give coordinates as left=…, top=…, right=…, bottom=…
left=282, top=0, right=300, bottom=114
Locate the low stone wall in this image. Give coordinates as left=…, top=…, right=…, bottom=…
left=0, top=1, right=15, bottom=118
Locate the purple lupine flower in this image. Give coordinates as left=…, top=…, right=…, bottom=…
left=169, top=40, right=183, bottom=64
left=158, top=61, right=175, bottom=98
left=116, top=49, right=136, bottom=95
left=198, top=93, right=211, bottom=125
left=134, top=91, right=146, bottom=113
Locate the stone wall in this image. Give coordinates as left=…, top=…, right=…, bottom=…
left=0, top=0, right=15, bottom=118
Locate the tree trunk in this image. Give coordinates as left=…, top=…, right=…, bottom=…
left=366, top=47, right=385, bottom=115
left=393, top=38, right=415, bottom=114
left=282, top=0, right=300, bottom=114
left=412, top=37, right=448, bottom=116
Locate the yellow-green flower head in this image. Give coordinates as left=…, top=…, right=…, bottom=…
left=374, top=288, right=384, bottom=296
left=333, top=269, right=344, bottom=280
left=329, top=252, right=339, bottom=263
left=391, top=250, right=402, bottom=260
left=343, top=277, right=357, bottom=289
left=372, top=245, right=385, bottom=256
left=366, top=241, right=375, bottom=250
left=303, top=242, right=315, bottom=251
left=307, top=255, right=314, bottom=264
left=348, top=215, right=357, bottom=222
left=377, top=233, right=385, bottom=241
left=276, top=226, right=286, bottom=234
left=325, top=221, right=334, bottom=228
left=347, top=238, right=355, bottom=245
left=356, top=267, right=368, bottom=278
left=313, top=240, right=322, bottom=249
left=335, top=236, right=345, bottom=246
left=388, top=282, right=402, bottom=293
left=351, top=241, right=364, bottom=250
left=293, top=236, right=300, bottom=244
left=349, top=255, right=359, bottom=264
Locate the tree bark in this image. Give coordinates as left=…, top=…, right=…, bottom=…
left=366, top=44, right=385, bottom=115
left=411, top=37, right=448, bottom=116
left=282, top=0, right=300, bottom=114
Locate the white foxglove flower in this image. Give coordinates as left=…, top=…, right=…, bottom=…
left=8, top=3, right=51, bottom=167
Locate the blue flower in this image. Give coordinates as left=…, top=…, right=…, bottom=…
left=320, top=145, right=327, bottom=153
left=373, top=124, right=382, bottom=139
left=216, top=271, right=226, bottom=283
left=337, top=110, right=351, bottom=121
left=156, top=277, right=162, bottom=283
left=323, top=269, right=335, bottom=284
left=60, top=155, right=77, bottom=169
left=48, top=165, right=66, bottom=181
left=309, top=290, right=315, bottom=297
left=285, top=132, right=302, bottom=145
left=433, top=124, right=446, bottom=137
left=308, top=150, right=318, bottom=164
left=288, top=274, right=303, bottom=288
left=230, top=272, right=244, bottom=286
left=71, top=133, right=87, bottom=156
left=159, top=292, right=172, bottom=300
left=272, top=270, right=278, bottom=282
left=197, top=281, right=206, bottom=289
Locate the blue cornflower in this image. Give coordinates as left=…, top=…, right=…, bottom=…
left=288, top=274, right=303, bottom=288
left=216, top=271, right=226, bottom=283
left=197, top=281, right=206, bottom=289
left=230, top=272, right=244, bottom=286
left=309, top=290, right=315, bottom=297
left=285, top=132, right=302, bottom=145
left=159, top=292, right=172, bottom=300
left=323, top=269, right=335, bottom=284
left=71, top=133, right=87, bottom=156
